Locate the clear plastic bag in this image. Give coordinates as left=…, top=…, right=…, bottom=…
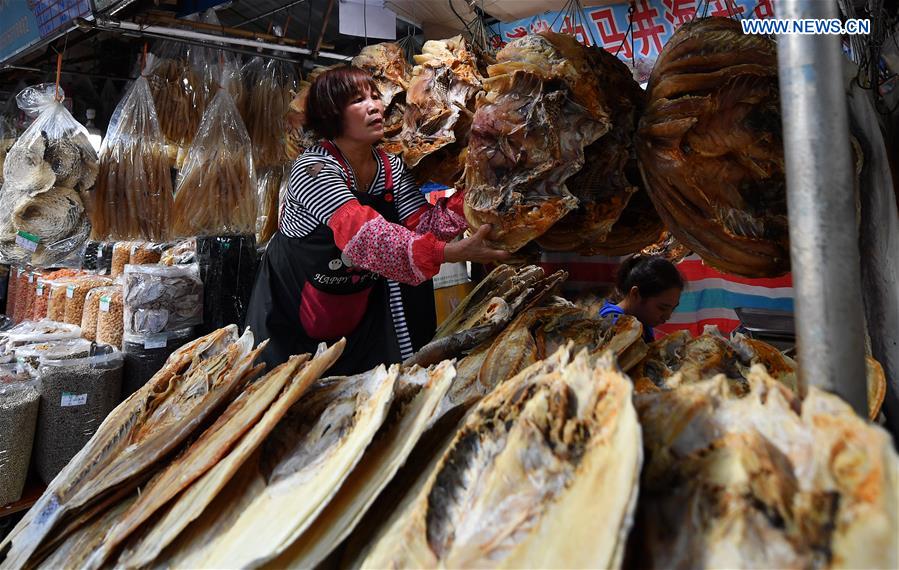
left=123, top=263, right=203, bottom=334
left=0, top=84, right=96, bottom=268
left=129, top=241, right=165, bottom=265
left=90, top=76, right=174, bottom=242
left=255, top=166, right=286, bottom=245
left=160, top=238, right=196, bottom=266
left=34, top=346, right=123, bottom=483
left=0, top=114, right=17, bottom=188
left=82, top=285, right=118, bottom=342
left=171, top=86, right=257, bottom=237
left=146, top=41, right=206, bottom=148
left=0, top=320, right=82, bottom=357
left=237, top=56, right=298, bottom=169
left=14, top=338, right=93, bottom=372
left=63, top=276, right=113, bottom=326
left=96, top=287, right=124, bottom=348
left=0, top=366, right=39, bottom=505
left=111, top=241, right=137, bottom=278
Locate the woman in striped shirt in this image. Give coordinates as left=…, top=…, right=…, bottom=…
left=246, top=65, right=508, bottom=375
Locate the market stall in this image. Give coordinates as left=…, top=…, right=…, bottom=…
left=0, top=0, right=897, bottom=567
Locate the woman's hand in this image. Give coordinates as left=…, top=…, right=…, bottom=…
left=444, top=224, right=512, bottom=264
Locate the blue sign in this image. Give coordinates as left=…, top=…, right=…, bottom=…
left=492, top=0, right=774, bottom=74
left=0, top=0, right=92, bottom=64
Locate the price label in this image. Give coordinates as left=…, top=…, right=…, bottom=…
left=100, top=296, right=111, bottom=312
left=36, top=281, right=44, bottom=296
left=28, top=273, right=35, bottom=283
left=15, top=231, right=39, bottom=253
left=61, top=392, right=88, bottom=407
left=144, top=334, right=168, bottom=350
left=66, top=285, right=76, bottom=298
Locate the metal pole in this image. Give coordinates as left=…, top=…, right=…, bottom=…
left=776, top=0, right=868, bottom=415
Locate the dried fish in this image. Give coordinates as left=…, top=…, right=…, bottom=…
left=237, top=58, right=298, bottom=169
left=123, top=264, right=203, bottom=335
left=359, top=346, right=642, bottom=569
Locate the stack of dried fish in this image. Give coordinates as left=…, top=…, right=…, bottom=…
left=462, top=32, right=611, bottom=252
left=392, top=36, right=485, bottom=186
left=0, top=326, right=280, bottom=568
left=238, top=57, right=299, bottom=169
left=359, top=345, right=642, bottom=569
left=90, top=77, right=173, bottom=242
left=632, top=368, right=898, bottom=569
left=122, top=263, right=203, bottom=334
left=172, top=86, right=257, bottom=237
left=0, top=84, right=96, bottom=267
left=353, top=43, right=411, bottom=150
left=637, top=17, right=788, bottom=277
left=632, top=326, right=887, bottom=420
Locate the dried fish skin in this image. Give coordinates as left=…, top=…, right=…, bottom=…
left=632, top=369, right=899, bottom=570
left=175, top=364, right=397, bottom=568
left=353, top=43, right=410, bottom=108
left=637, top=17, right=788, bottom=277
left=360, top=346, right=642, bottom=569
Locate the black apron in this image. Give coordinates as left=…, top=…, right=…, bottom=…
left=246, top=143, right=436, bottom=375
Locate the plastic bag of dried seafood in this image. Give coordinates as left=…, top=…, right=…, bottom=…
left=160, top=238, right=196, bottom=265
left=81, top=285, right=117, bottom=342
left=171, top=77, right=257, bottom=237
left=0, top=321, right=81, bottom=358
left=237, top=56, right=298, bottom=169
left=0, top=364, right=39, bottom=505
left=34, top=345, right=123, bottom=483
left=255, top=166, right=286, bottom=245
left=123, top=263, right=203, bottom=335
left=14, top=338, right=93, bottom=374
left=63, top=276, right=113, bottom=325
left=0, top=114, right=17, bottom=188
left=121, top=327, right=195, bottom=397
left=146, top=41, right=205, bottom=149
left=129, top=241, right=165, bottom=265
left=81, top=240, right=114, bottom=274
left=96, top=287, right=124, bottom=348
left=89, top=75, right=174, bottom=242
left=0, top=84, right=96, bottom=267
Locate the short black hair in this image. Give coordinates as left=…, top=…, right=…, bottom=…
left=616, top=254, right=684, bottom=299
left=304, top=65, right=380, bottom=140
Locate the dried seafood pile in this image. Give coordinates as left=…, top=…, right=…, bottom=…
left=637, top=17, right=788, bottom=277
left=463, top=32, right=615, bottom=252
left=352, top=43, right=411, bottom=154
left=391, top=36, right=485, bottom=186
left=145, top=42, right=205, bottom=148
left=171, top=86, right=257, bottom=237
left=1, top=267, right=896, bottom=570
left=0, top=85, right=96, bottom=266
left=90, top=77, right=173, bottom=242
left=632, top=369, right=898, bottom=569
left=122, top=263, right=203, bottom=335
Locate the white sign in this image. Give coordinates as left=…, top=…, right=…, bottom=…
left=15, top=231, right=39, bottom=253
left=100, top=296, right=111, bottom=312
left=61, top=392, right=88, bottom=407
left=66, top=284, right=76, bottom=298
left=144, top=335, right=168, bottom=350
left=339, top=0, right=397, bottom=40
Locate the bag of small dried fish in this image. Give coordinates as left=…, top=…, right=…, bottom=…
left=237, top=56, right=298, bottom=169
left=123, top=263, right=203, bottom=335
left=81, top=285, right=117, bottom=342
left=171, top=76, right=257, bottom=237
left=96, top=287, right=124, bottom=348
left=89, top=76, right=174, bottom=242
left=0, top=84, right=95, bottom=267
left=0, top=365, right=39, bottom=505
left=0, top=321, right=81, bottom=358
left=34, top=346, right=123, bottom=483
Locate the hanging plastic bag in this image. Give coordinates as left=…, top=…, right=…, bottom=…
left=238, top=56, right=299, bottom=169
left=192, top=10, right=243, bottom=106
left=0, top=114, right=17, bottom=188
left=146, top=41, right=206, bottom=149
left=0, top=84, right=96, bottom=267
left=89, top=76, right=174, bottom=242
left=171, top=78, right=257, bottom=237
left=255, top=166, right=286, bottom=245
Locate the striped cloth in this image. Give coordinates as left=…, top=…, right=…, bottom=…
left=540, top=252, right=794, bottom=338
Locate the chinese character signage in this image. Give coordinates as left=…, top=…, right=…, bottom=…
left=494, top=0, right=775, bottom=67
left=0, top=0, right=92, bottom=64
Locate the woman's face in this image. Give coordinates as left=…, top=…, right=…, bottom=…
left=631, top=286, right=682, bottom=328
left=340, top=85, right=384, bottom=144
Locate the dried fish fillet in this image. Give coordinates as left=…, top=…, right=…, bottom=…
left=167, top=364, right=398, bottom=568
left=116, top=341, right=346, bottom=569
left=359, top=346, right=642, bottom=569
left=0, top=326, right=262, bottom=569
left=266, top=361, right=456, bottom=570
